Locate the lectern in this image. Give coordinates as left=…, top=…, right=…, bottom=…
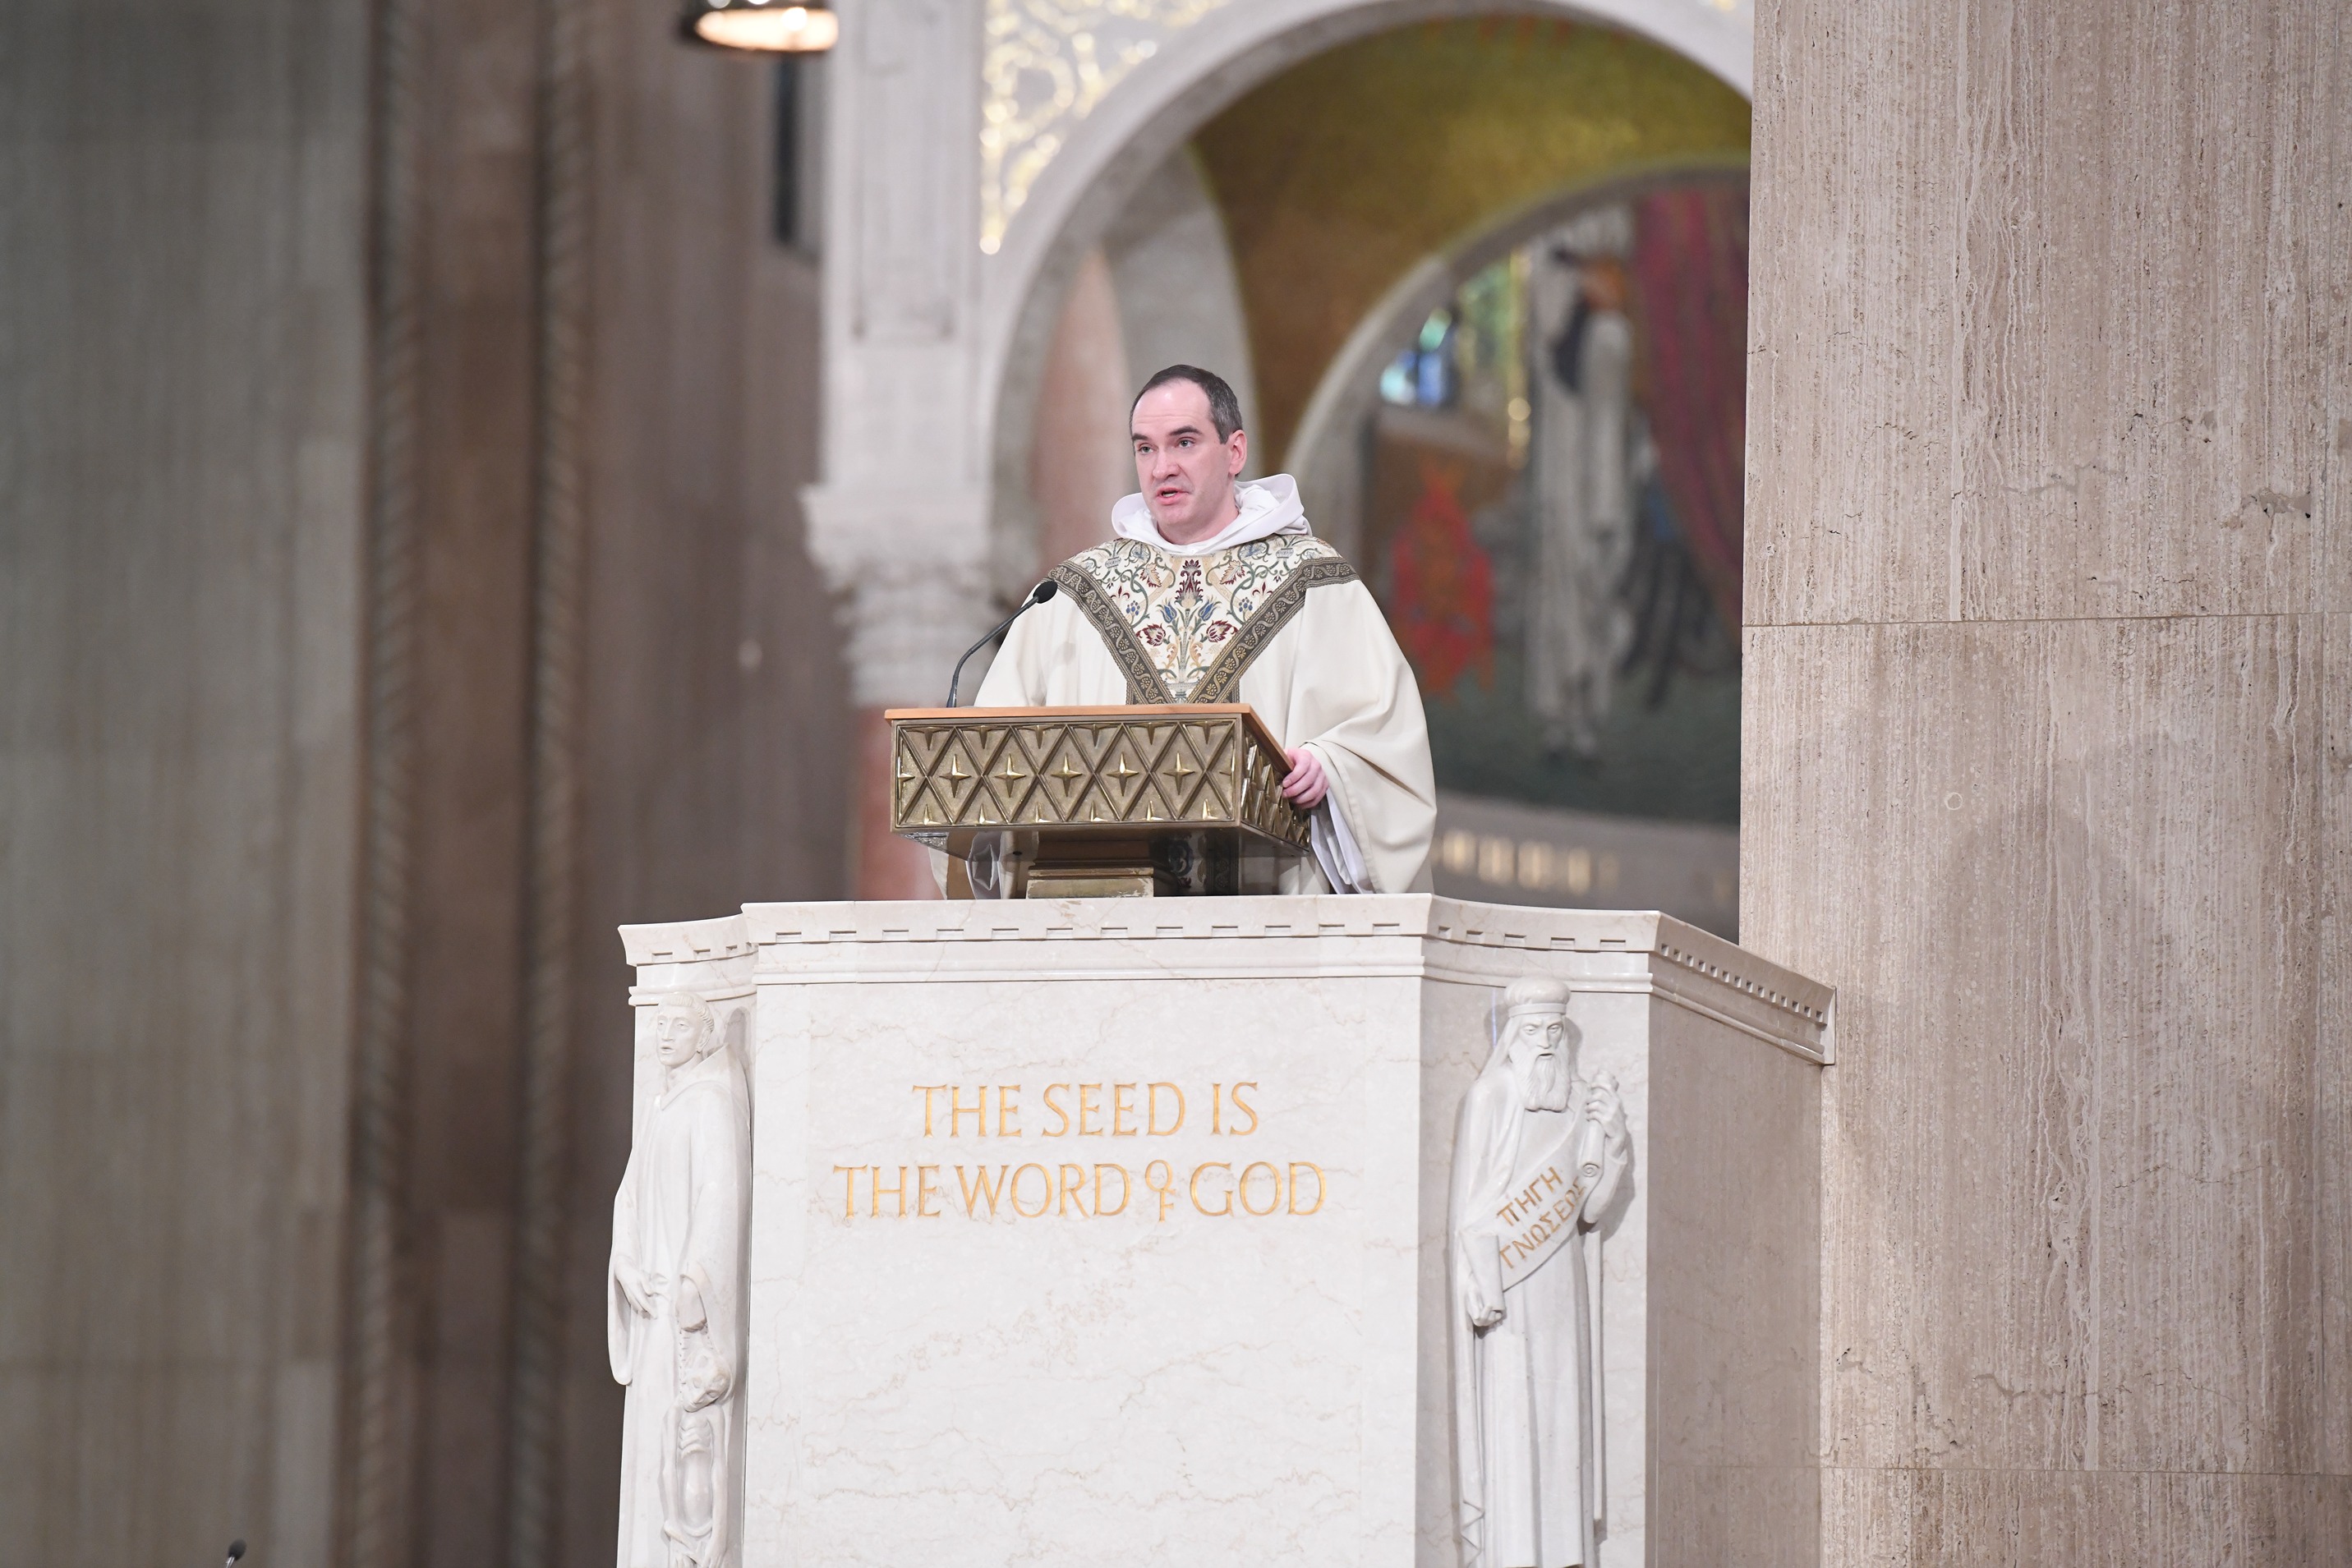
left=885, top=703, right=1314, bottom=896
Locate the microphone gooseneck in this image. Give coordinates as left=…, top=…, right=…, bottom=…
left=226, top=1543, right=248, bottom=1568
left=945, top=580, right=1057, bottom=707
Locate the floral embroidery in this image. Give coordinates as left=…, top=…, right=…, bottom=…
left=1051, top=535, right=1357, bottom=703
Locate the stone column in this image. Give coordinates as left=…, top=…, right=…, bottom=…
left=807, top=0, right=995, bottom=898
left=1745, top=1, right=2349, bottom=1560
left=804, top=485, right=992, bottom=899
left=0, top=0, right=370, bottom=1557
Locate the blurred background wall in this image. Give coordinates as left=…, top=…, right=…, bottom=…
left=1, top=0, right=844, bottom=1562
left=3, top=0, right=373, bottom=1557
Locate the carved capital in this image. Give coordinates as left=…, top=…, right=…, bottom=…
left=803, top=483, right=996, bottom=708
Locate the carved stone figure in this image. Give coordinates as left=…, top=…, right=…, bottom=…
left=611, top=991, right=751, bottom=1568
left=1450, top=975, right=1632, bottom=1568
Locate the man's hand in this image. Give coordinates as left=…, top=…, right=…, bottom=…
left=614, top=1257, right=659, bottom=1317
left=1460, top=1267, right=1504, bottom=1331
left=1281, top=746, right=1329, bottom=810
left=674, top=1274, right=708, bottom=1332
left=1583, top=1074, right=1627, bottom=1143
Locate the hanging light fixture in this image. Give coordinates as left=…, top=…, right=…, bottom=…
left=679, top=0, right=838, bottom=53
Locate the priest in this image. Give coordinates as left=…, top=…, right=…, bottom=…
left=977, top=364, right=1435, bottom=894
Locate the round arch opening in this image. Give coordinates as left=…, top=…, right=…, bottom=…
left=985, top=7, right=1751, bottom=932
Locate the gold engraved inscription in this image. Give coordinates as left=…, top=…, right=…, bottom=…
left=1494, top=1161, right=1587, bottom=1281
left=828, top=1075, right=1330, bottom=1224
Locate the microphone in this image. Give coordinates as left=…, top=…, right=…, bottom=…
left=945, top=580, right=1057, bottom=707
left=226, top=1543, right=247, bottom=1567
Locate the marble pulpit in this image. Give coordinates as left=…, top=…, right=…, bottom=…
left=617, top=896, right=1831, bottom=1568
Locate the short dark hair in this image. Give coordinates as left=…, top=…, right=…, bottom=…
left=1132, top=364, right=1245, bottom=442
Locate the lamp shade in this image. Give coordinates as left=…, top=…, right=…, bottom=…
left=679, top=0, right=838, bottom=52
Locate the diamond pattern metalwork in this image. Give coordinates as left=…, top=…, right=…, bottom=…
left=887, top=706, right=1311, bottom=849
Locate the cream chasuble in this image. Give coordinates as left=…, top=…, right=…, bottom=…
left=975, top=522, right=1436, bottom=895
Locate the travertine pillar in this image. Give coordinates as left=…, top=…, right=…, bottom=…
left=1745, top=1, right=2350, bottom=1559
left=803, top=490, right=992, bottom=899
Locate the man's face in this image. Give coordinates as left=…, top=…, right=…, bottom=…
left=654, top=1003, right=708, bottom=1069
left=1507, top=1007, right=1575, bottom=1111
left=1510, top=1009, right=1567, bottom=1064
left=1131, top=379, right=1247, bottom=541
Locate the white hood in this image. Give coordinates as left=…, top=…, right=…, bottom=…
left=1110, top=473, right=1309, bottom=553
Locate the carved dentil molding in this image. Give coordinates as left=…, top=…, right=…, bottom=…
left=847, top=563, right=996, bottom=708
left=734, top=896, right=1832, bottom=1058
left=619, top=913, right=756, bottom=968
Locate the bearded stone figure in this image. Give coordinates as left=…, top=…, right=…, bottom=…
left=610, top=991, right=751, bottom=1568
left=1450, top=976, right=1632, bottom=1568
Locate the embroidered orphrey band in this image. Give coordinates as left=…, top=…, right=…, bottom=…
left=1050, top=553, right=1360, bottom=705
left=1048, top=560, right=1173, bottom=704
left=1190, top=558, right=1357, bottom=701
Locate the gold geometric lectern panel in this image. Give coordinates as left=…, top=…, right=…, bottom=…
left=885, top=705, right=1311, bottom=849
